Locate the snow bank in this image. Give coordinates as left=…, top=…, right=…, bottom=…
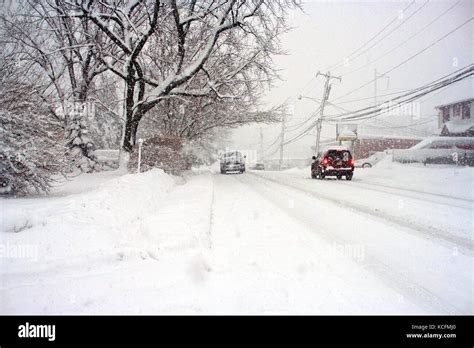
left=361, top=156, right=474, bottom=200
left=70, top=168, right=176, bottom=229
left=0, top=169, right=177, bottom=263
left=191, top=161, right=220, bottom=174
left=0, top=169, right=218, bottom=314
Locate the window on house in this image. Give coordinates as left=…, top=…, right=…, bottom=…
left=442, top=108, right=449, bottom=122
left=454, top=104, right=461, bottom=118
left=462, top=103, right=470, bottom=119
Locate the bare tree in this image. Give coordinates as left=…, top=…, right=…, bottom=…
left=139, top=96, right=284, bottom=141
left=64, top=0, right=299, bottom=152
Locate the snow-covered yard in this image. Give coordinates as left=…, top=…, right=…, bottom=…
left=0, top=160, right=473, bottom=314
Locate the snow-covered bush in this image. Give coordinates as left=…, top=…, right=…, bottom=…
left=0, top=77, right=66, bottom=196
left=128, top=136, right=190, bottom=175
left=64, top=109, right=97, bottom=173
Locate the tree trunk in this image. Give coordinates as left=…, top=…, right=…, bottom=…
left=122, top=115, right=134, bottom=152
left=121, top=74, right=141, bottom=153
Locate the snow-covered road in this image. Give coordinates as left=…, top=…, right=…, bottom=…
left=233, top=171, right=472, bottom=313
left=0, top=164, right=472, bottom=314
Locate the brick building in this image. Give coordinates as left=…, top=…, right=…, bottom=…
left=352, top=136, right=421, bottom=159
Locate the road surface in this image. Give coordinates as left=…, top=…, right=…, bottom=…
left=206, top=170, right=472, bottom=314
left=1, top=168, right=472, bottom=314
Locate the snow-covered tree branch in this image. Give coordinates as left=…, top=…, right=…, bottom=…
left=63, top=0, right=299, bottom=152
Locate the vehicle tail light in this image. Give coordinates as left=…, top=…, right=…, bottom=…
left=350, top=159, right=355, bottom=166
left=322, top=157, right=328, bottom=165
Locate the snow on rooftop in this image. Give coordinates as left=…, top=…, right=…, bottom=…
left=435, top=97, right=474, bottom=109
left=443, top=118, right=474, bottom=134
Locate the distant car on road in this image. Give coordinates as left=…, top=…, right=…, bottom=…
left=254, top=163, right=265, bottom=170
left=220, top=151, right=246, bottom=174
left=311, top=147, right=355, bottom=180
left=355, top=151, right=386, bottom=168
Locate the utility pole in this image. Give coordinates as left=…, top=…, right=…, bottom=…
left=279, top=113, right=286, bottom=170
left=373, top=68, right=390, bottom=105
left=374, top=69, right=378, bottom=107
left=260, top=127, right=264, bottom=164
left=314, top=71, right=341, bottom=155
left=374, top=69, right=390, bottom=124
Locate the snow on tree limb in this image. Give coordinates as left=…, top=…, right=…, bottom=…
left=5, top=0, right=300, bottom=155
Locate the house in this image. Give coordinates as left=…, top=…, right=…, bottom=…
left=436, top=98, right=474, bottom=136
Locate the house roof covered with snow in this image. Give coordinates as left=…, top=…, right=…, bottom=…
left=442, top=118, right=474, bottom=135
left=435, top=97, right=474, bottom=109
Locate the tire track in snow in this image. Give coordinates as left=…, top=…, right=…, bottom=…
left=207, top=174, right=216, bottom=250
left=234, top=173, right=469, bottom=314
left=337, top=180, right=473, bottom=210
left=352, top=179, right=474, bottom=203
left=249, top=172, right=473, bottom=254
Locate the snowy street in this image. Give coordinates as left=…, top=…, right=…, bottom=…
left=1, top=161, right=472, bottom=314
left=2, top=1, right=473, bottom=344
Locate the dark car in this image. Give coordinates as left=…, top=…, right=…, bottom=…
left=220, top=151, right=246, bottom=174
left=311, top=148, right=354, bottom=180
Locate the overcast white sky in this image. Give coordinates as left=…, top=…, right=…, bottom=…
left=231, top=0, right=473, bottom=159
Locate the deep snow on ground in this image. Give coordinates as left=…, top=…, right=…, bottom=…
left=0, top=160, right=472, bottom=314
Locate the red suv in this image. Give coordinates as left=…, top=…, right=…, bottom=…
left=311, top=148, right=355, bottom=180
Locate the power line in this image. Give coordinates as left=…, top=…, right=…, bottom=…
left=265, top=132, right=282, bottom=150
left=336, top=89, right=427, bottom=105
left=334, top=18, right=474, bottom=102
left=279, top=66, right=473, bottom=145
left=260, top=72, right=323, bottom=154
left=331, top=67, right=474, bottom=122
left=417, top=75, right=473, bottom=104
left=365, top=118, right=436, bottom=129
left=341, top=0, right=462, bottom=77
left=342, top=74, right=471, bottom=122
left=256, top=1, right=466, bottom=156
left=285, top=106, right=321, bottom=131
left=282, top=119, right=319, bottom=146
left=323, top=0, right=417, bottom=72
left=261, top=77, right=323, bottom=154
left=362, top=117, right=436, bottom=137
left=335, top=66, right=472, bottom=105
left=264, top=137, right=282, bottom=157
left=327, top=65, right=473, bottom=120
left=330, top=0, right=431, bottom=73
